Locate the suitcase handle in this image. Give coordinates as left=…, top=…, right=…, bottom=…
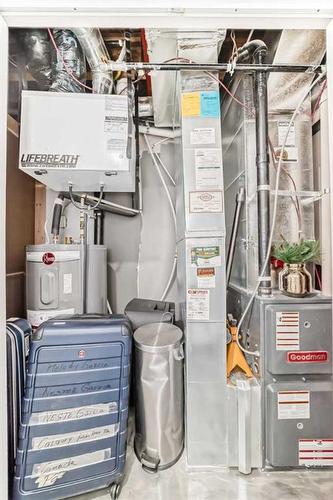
left=70, top=313, right=110, bottom=319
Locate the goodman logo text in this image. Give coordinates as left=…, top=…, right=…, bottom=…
left=287, top=351, right=328, bottom=363
left=21, top=153, right=80, bottom=169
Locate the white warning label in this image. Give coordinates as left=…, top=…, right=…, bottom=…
left=277, top=121, right=296, bottom=147
left=189, top=191, right=223, bottom=213
left=186, top=289, right=210, bottom=321
left=190, top=127, right=216, bottom=145
left=278, top=390, right=310, bottom=420
left=276, top=311, right=300, bottom=351
left=194, top=148, right=223, bottom=190
left=104, top=95, right=129, bottom=165
left=299, top=439, right=333, bottom=466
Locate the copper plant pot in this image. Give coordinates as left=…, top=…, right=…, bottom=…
left=278, top=263, right=312, bottom=298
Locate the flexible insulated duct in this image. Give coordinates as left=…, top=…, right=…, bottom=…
left=71, top=28, right=113, bottom=93
left=17, top=29, right=86, bottom=92
left=18, top=29, right=52, bottom=90
left=49, top=29, right=86, bottom=93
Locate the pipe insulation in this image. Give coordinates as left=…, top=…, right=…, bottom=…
left=51, top=194, right=64, bottom=242
left=17, top=29, right=86, bottom=93
left=71, top=28, right=113, bottom=94
left=18, top=29, right=52, bottom=90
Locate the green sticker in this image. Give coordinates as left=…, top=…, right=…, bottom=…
left=191, top=246, right=221, bottom=267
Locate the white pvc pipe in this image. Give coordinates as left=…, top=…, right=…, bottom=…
left=155, top=152, right=176, bottom=186
left=144, top=134, right=177, bottom=231
left=139, top=124, right=181, bottom=138
left=161, top=255, right=177, bottom=302
left=144, top=134, right=177, bottom=301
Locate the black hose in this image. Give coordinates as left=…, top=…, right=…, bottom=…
left=51, top=194, right=64, bottom=240
left=236, top=40, right=268, bottom=63
left=252, top=43, right=271, bottom=295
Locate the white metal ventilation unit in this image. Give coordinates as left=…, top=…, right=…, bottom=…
left=19, top=91, right=135, bottom=193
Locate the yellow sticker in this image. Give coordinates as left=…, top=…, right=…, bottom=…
left=181, top=92, right=200, bottom=117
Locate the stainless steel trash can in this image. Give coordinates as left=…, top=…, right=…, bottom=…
left=134, top=322, right=184, bottom=472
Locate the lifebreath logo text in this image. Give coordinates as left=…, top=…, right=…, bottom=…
left=21, top=153, right=80, bottom=169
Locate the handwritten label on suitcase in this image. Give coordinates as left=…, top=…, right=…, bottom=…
left=32, top=423, right=119, bottom=450
left=29, top=402, right=118, bottom=425
left=33, top=448, right=112, bottom=487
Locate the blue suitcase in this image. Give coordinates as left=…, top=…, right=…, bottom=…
left=7, top=319, right=32, bottom=498
left=13, top=314, right=132, bottom=500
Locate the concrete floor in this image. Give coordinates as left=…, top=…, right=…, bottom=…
left=70, top=414, right=333, bottom=500
left=75, top=444, right=333, bottom=500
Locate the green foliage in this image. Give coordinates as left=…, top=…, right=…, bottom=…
left=272, top=240, right=320, bottom=264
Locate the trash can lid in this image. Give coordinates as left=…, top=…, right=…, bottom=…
left=134, top=323, right=183, bottom=352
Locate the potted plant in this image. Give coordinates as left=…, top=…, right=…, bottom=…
left=272, top=240, right=320, bottom=297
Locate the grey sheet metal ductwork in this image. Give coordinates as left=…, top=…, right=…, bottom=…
left=49, top=29, right=86, bottom=93
left=145, top=29, right=226, bottom=127
left=71, top=28, right=113, bottom=93
left=268, top=29, right=326, bottom=110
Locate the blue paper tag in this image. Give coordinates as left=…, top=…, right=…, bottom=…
left=200, top=91, right=220, bottom=118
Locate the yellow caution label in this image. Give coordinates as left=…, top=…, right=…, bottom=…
left=181, top=92, right=200, bottom=117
